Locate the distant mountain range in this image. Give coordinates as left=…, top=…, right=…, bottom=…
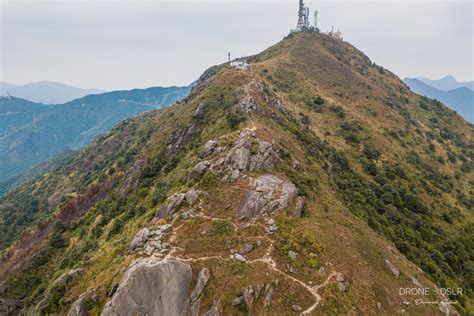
left=416, top=75, right=474, bottom=91
left=0, top=81, right=105, bottom=104
left=0, top=85, right=192, bottom=183
left=404, top=76, right=473, bottom=123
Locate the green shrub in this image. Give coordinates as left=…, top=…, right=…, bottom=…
left=200, top=171, right=217, bottom=190
left=330, top=104, right=346, bottom=118
left=208, top=220, right=233, bottom=236
left=226, top=111, right=247, bottom=129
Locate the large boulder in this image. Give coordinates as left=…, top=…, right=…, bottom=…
left=239, top=175, right=304, bottom=218
left=102, top=259, right=192, bottom=316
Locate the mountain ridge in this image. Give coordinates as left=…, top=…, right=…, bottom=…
left=0, top=85, right=192, bottom=183
left=0, top=32, right=471, bottom=315
left=415, top=75, right=474, bottom=91
left=0, top=81, right=105, bottom=104
left=404, top=77, right=473, bottom=123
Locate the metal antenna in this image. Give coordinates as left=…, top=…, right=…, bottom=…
left=297, top=0, right=306, bottom=30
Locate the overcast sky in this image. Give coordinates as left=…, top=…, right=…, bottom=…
left=1, top=0, right=472, bottom=90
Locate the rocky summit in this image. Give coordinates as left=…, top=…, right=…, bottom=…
left=0, top=32, right=472, bottom=315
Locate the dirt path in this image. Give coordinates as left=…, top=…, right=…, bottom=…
left=159, top=215, right=340, bottom=315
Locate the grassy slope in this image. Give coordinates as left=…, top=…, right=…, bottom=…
left=0, top=33, right=472, bottom=315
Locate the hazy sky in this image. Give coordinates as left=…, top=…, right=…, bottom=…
left=1, top=0, right=472, bottom=90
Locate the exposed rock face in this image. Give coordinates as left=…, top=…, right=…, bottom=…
left=200, top=140, right=217, bottom=158
left=225, top=130, right=253, bottom=173
left=204, top=305, right=220, bottom=316
left=130, top=224, right=172, bottom=256
left=234, top=283, right=274, bottom=311
left=184, top=190, right=201, bottom=205
left=190, top=268, right=211, bottom=302
left=193, top=102, right=205, bottom=118
left=53, top=268, right=85, bottom=287
left=235, top=95, right=258, bottom=113
left=119, top=159, right=144, bottom=195
left=239, top=243, right=254, bottom=254
left=438, top=301, right=460, bottom=316
left=211, top=129, right=279, bottom=179
left=189, top=160, right=211, bottom=180
left=384, top=259, right=400, bottom=278
left=68, top=289, right=98, bottom=316
left=102, top=260, right=192, bottom=316
left=248, top=140, right=279, bottom=172
left=188, top=129, right=280, bottom=181
left=129, top=227, right=150, bottom=251
left=239, top=175, right=305, bottom=218
left=168, top=123, right=198, bottom=149
left=32, top=268, right=85, bottom=314
left=292, top=196, right=306, bottom=217
left=156, top=190, right=204, bottom=218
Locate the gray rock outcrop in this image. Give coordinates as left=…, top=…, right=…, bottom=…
left=210, top=130, right=279, bottom=179
left=190, top=268, right=211, bottom=302
left=189, top=160, right=211, bottom=180
left=200, top=140, right=218, bottom=158
left=53, top=268, right=85, bottom=287
left=102, top=259, right=192, bottom=316
left=239, top=175, right=305, bottom=218
left=204, top=305, right=220, bottom=316
left=384, top=259, right=400, bottom=278
left=130, top=224, right=172, bottom=256
left=156, top=190, right=204, bottom=218
left=130, top=227, right=150, bottom=251
left=68, top=289, right=98, bottom=316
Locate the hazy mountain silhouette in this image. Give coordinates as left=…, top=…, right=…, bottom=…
left=0, top=81, right=105, bottom=104
left=404, top=78, right=473, bottom=123
left=415, top=75, right=474, bottom=91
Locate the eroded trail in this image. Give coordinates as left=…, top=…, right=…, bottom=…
left=160, top=216, right=340, bottom=315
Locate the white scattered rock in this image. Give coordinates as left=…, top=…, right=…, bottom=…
left=336, top=274, right=345, bottom=282
left=411, top=276, right=423, bottom=289
left=231, top=296, right=243, bottom=306
left=288, top=251, right=298, bottom=260
left=233, top=254, right=246, bottom=263
left=264, top=285, right=273, bottom=307
left=292, top=304, right=302, bottom=312
left=384, top=259, right=400, bottom=278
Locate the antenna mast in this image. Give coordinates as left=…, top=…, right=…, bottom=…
left=296, top=0, right=306, bottom=31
